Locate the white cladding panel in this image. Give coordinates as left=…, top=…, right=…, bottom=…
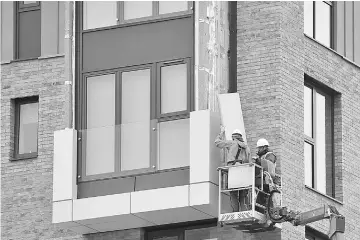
left=73, top=193, right=131, bottom=223
left=217, top=93, right=247, bottom=143
left=52, top=200, right=73, bottom=224
left=53, top=129, right=77, bottom=201
left=131, top=185, right=189, bottom=213
left=190, top=110, right=221, bottom=184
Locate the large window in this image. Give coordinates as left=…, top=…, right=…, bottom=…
left=146, top=222, right=217, bottom=240
left=304, top=1, right=333, bottom=48
left=14, top=96, right=39, bottom=160
left=76, top=0, right=193, bottom=182
left=79, top=59, right=192, bottom=180
left=306, top=226, right=329, bottom=240
left=304, top=79, right=334, bottom=197
left=15, top=1, right=41, bottom=59
left=83, top=1, right=192, bottom=30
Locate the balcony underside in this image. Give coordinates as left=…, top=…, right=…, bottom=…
left=53, top=182, right=224, bottom=234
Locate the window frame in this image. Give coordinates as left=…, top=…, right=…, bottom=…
left=14, top=1, right=41, bottom=60
left=79, top=64, right=157, bottom=182
left=13, top=96, right=39, bottom=161
left=76, top=1, right=194, bottom=182
left=157, top=58, right=192, bottom=122
left=78, top=59, right=192, bottom=182
left=305, top=1, right=334, bottom=49
left=82, top=1, right=193, bottom=32
left=304, top=79, right=335, bottom=198
left=19, top=1, right=40, bottom=9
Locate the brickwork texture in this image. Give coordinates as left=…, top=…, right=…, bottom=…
left=2, top=1, right=360, bottom=240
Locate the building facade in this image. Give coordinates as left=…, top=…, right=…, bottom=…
left=1, top=1, right=360, bottom=240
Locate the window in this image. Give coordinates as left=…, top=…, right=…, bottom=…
left=146, top=221, right=217, bottom=240
left=304, top=1, right=333, bottom=48
left=15, top=1, right=41, bottom=59
left=83, top=1, right=192, bottom=30
left=306, top=226, right=329, bottom=240
left=76, top=0, right=193, bottom=182
left=304, top=79, right=334, bottom=197
left=14, top=97, right=39, bottom=160
left=79, top=59, right=192, bottom=180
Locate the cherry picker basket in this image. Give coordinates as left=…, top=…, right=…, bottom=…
left=217, top=163, right=282, bottom=233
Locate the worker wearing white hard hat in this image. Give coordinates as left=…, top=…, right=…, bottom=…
left=253, top=138, right=277, bottom=191
left=215, top=126, right=250, bottom=165
left=215, top=126, right=251, bottom=212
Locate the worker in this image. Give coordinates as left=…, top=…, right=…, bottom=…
left=253, top=138, right=277, bottom=193
left=215, top=126, right=251, bottom=212
left=215, top=126, right=251, bottom=165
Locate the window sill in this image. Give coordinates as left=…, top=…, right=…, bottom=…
left=79, top=166, right=190, bottom=183
left=10, top=57, right=40, bottom=63
left=305, top=185, right=343, bottom=205
left=1, top=54, right=65, bottom=65
left=11, top=153, right=38, bottom=161
left=304, top=33, right=360, bottom=70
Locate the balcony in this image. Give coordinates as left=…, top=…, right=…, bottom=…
left=52, top=110, right=228, bottom=234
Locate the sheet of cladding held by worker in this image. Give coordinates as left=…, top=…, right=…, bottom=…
left=217, top=93, right=247, bottom=144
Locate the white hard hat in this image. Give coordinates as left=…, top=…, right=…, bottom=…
left=257, top=138, right=269, bottom=147
left=232, top=129, right=242, bottom=135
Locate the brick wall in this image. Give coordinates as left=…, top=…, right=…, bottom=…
left=303, top=36, right=360, bottom=240
left=0, top=56, right=81, bottom=240
left=237, top=1, right=360, bottom=240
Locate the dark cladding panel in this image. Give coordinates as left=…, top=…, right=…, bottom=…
left=78, top=176, right=135, bottom=198
left=354, top=2, right=360, bottom=65
left=41, top=1, right=59, bottom=56
left=335, top=1, right=345, bottom=56
left=345, top=2, right=354, bottom=61
left=1, top=2, right=14, bottom=61
left=82, top=17, right=193, bottom=72
left=18, top=10, right=41, bottom=59
left=77, top=169, right=189, bottom=198
left=58, top=1, right=65, bottom=54
left=135, top=169, right=189, bottom=191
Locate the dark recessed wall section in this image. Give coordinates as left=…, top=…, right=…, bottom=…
left=17, top=5, right=41, bottom=59
left=78, top=169, right=190, bottom=198
left=82, top=17, right=193, bottom=72
left=335, top=2, right=360, bottom=65
left=228, top=1, right=237, bottom=93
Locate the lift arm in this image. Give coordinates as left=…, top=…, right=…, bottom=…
left=272, top=204, right=345, bottom=240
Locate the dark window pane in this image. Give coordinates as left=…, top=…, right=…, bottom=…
left=153, top=237, right=178, bottom=240
left=185, top=226, right=219, bottom=240
left=304, top=1, right=314, bottom=37
left=315, top=1, right=331, bottom=47
left=18, top=9, right=41, bottom=59
left=304, top=85, right=313, bottom=137
left=304, top=142, right=313, bottom=188
left=315, top=91, right=333, bottom=195
left=19, top=102, right=38, bottom=154
left=315, top=92, right=326, bottom=194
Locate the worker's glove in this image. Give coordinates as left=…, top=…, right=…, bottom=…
left=220, top=125, right=226, bottom=134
